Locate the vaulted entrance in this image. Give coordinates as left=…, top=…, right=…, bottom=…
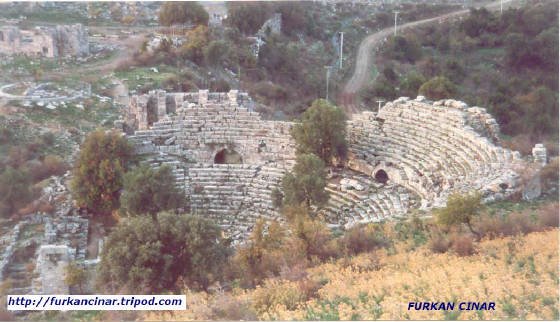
left=374, top=169, right=389, bottom=184
left=214, top=149, right=243, bottom=164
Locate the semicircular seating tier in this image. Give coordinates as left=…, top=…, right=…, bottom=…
left=346, top=96, right=522, bottom=209
left=121, top=91, right=524, bottom=238
left=125, top=90, right=296, bottom=239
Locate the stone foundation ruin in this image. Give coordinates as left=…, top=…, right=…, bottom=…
left=0, top=24, right=88, bottom=58
left=121, top=90, right=527, bottom=238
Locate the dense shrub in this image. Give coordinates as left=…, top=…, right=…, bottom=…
left=158, top=2, right=209, bottom=26
left=340, top=224, right=389, bottom=256
left=429, top=231, right=451, bottom=254
left=418, top=76, right=457, bottom=100
left=0, top=167, right=37, bottom=218
left=252, top=279, right=306, bottom=314
left=537, top=203, right=559, bottom=228
left=120, top=165, right=185, bottom=220
left=251, top=81, right=289, bottom=105
left=210, top=79, right=231, bottom=92
left=384, top=35, right=423, bottom=63
left=232, top=219, right=290, bottom=287
left=289, top=211, right=339, bottom=262
left=435, top=192, right=483, bottom=237
left=204, top=40, right=229, bottom=67
left=28, top=154, right=68, bottom=182
left=178, top=25, right=209, bottom=65
left=209, top=294, right=258, bottom=320
left=475, top=203, right=559, bottom=239
left=399, top=72, right=426, bottom=98
left=450, top=234, right=476, bottom=257
left=225, top=2, right=271, bottom=35
left=540, top=158, right=559, bottom=191
left=97, top=212, right=230, bottom=293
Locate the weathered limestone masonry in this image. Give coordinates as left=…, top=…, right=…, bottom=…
left=33, top=245, right=71, bottom=294
left=0, top=24, right=88, bottom=58
left=124, top=90, right=296, bottom=239
left=122, top=92, right=526, bottom=237
left=532, top=143, right=547, bottom=167
left=347, top=96, right=523, bottom=210
left=257, top=13, right=282, bottom=38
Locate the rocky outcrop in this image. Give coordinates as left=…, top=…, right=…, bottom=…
left=0, top=24, right=88, bottom=58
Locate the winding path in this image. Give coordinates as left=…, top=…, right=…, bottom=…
left=340, top=0, right=515, bottom=114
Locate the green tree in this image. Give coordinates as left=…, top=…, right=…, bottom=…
left=66, top=262, right=88, bottom=293
left=159, top=2, right=209, bottom=26
left=382, top=66, right=398, bottom=84
left=225, top=2, right=271, bottom=34
left=386, top=35, right=423, bottom=63
left=70, top=130, right=133, bottom=216
left=276, top=2, right=309, bottom=36
left=204, top=40, right=229, bottom=66
left=436, top=192, right=483, bottom=237
left=97, top=212, right=230, bottom=293
left=515, top=86, right=558, bottom=137
left=258, top=35, right=301, bottom=82
left=535, top=27, right=559, bottom=70
left=372, top=78, right=398, bottom=101
left=418, top=76, right=457, bottom=100
left=0, top=167, right=36, bottom=218
left=443, top=59, right=466, bottom=83
left=120, top=165, right=185, bottom=220
left=179, top=25, right=209, bottom=65
left=399, top=71, right=426, bottom=98
left=504, top=33, right=535, bottom=69
left=282, top=153, right=329, bottom=208
left=291, top=99, right=347, bottom=164
left=460, top=8, right=498, bottom=38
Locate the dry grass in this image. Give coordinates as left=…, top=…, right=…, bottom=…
left=148, top=229, right=559, bottom=320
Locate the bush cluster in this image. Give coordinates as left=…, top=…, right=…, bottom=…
left=0, top=128, right=68, bottom=219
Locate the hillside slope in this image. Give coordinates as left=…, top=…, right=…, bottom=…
left=152, top=229, right=559, bottom=320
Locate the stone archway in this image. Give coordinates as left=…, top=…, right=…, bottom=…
left=214, top=148, right=243, bottom=164
left=374, top=169, right=389, bottom=184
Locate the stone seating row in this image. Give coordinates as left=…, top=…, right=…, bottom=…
left=319, top=170, right=418, bottom=226
left=184, top=163, right=287, bottom=239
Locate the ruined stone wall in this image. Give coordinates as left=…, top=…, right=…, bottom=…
left=125, top=90, right=253, bottom=132
left=125, top=90, right=295, bottom=238
left=128, top=101, right=295, bottom=165
left=257, top=13, right=282, bottom=38
left=0, top=24, right=88, bottom=58
left=52, top=24, right=89, bottom=57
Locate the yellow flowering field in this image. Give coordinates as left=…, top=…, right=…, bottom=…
left=148, top=229, right=559, bottom=320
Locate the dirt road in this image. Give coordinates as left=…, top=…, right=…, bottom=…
left=340, top=0, right=516, bottom=113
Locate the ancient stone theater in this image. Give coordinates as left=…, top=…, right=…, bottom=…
left=121, top=90, right=524, bottom=239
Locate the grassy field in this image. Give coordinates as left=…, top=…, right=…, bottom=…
left=0, top=7, right=88, bottom=25
left=23, top=99, right=118, bottom=131
left=115, top=66, right=179, bottom=94
left=150, top=228, right=559, bottom=321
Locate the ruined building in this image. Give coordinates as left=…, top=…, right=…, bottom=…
left=121, top=90, right=526, bottom=239
left=0, top=24, right=89, bottom=58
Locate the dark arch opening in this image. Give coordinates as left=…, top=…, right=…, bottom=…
left=374, top=169, right=389, bottom=184
left=214, top=149, right=243, bottom=164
